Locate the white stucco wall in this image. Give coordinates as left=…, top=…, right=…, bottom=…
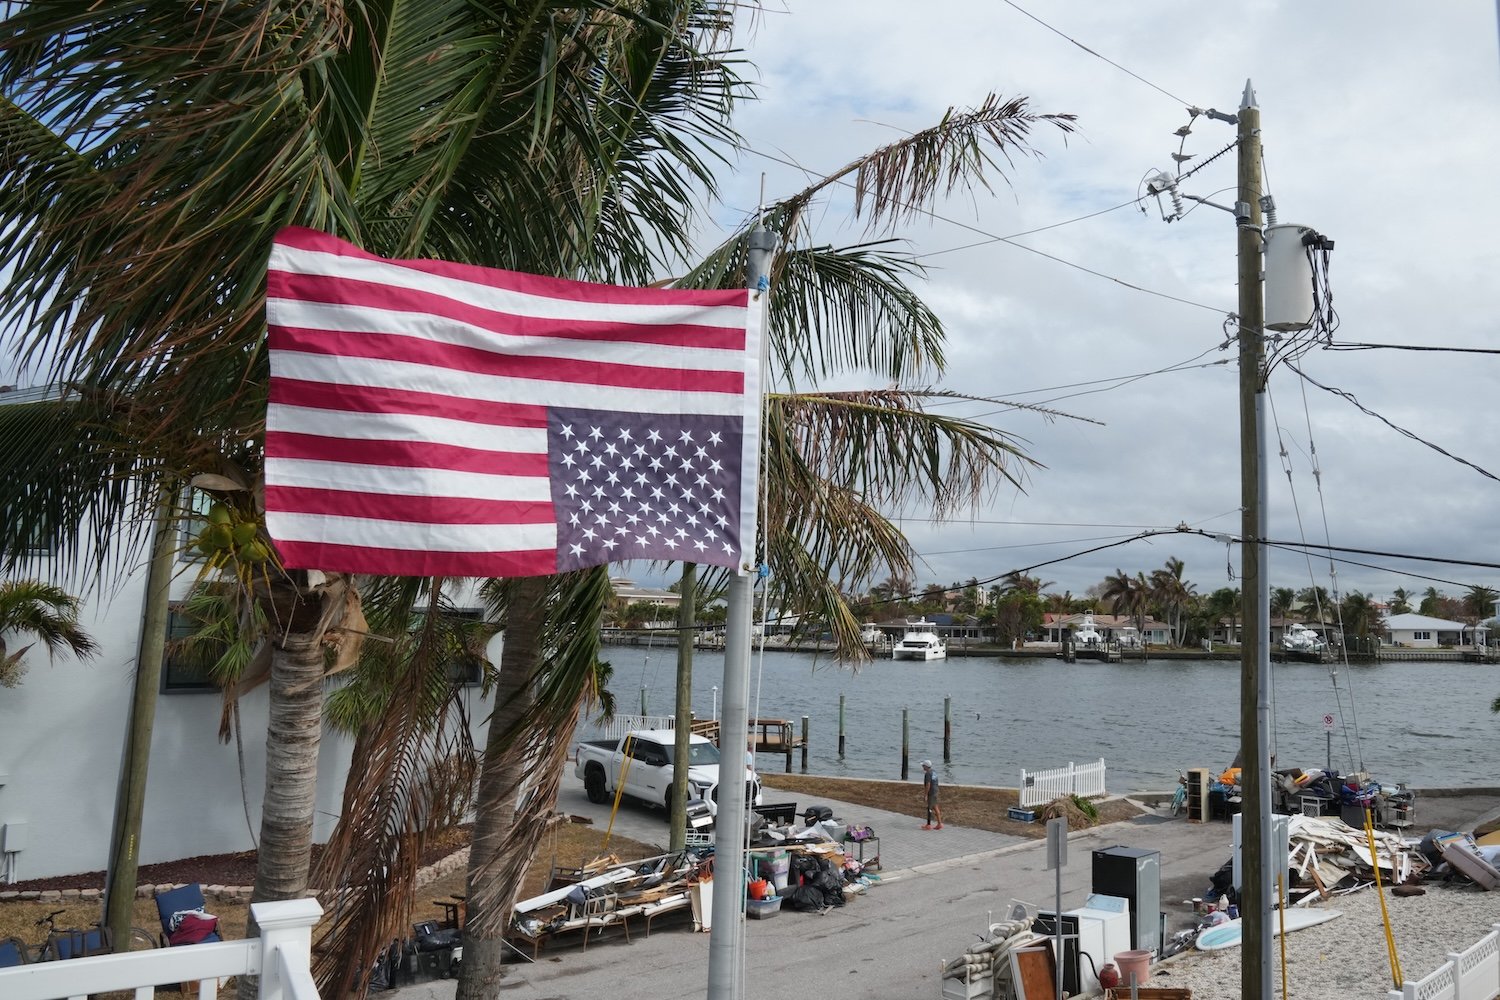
left=1, top=525, right=493, bottom=881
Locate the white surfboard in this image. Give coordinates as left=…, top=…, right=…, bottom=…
left=1195, top=908, right=1343, bottom=951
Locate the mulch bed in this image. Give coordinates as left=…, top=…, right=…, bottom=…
left=6, top=824, right=473, bottom=893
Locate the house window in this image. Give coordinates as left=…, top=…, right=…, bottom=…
left=1412, top=630, right=1431, bottom=641
left=161, top=605, right=222, bottom=693
left=177, top=489, right=216, bottom=562
left=429, top=607, right=486, bottom=685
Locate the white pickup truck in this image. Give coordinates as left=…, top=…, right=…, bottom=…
left=574, top=729, right=763, bottom=820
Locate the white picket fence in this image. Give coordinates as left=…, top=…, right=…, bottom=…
left=0, top=898, right=322, bottom=1000
left=1387, top=923, right=1500, bottom=1000
left=1019, top=758, right=1107, bottom=808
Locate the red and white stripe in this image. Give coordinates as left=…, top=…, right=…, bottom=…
left=264, top=227, right=762, bottom=578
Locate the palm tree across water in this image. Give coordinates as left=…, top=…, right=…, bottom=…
left=0, top=579, right=98, bottom=688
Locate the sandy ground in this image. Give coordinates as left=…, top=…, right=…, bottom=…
left=1145, top=882, right=1499, bottom=999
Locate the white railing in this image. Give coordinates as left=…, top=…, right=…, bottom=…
left=1387, top=923, right=1500, bottom=1000
left=1019, top=758, right=1107, bottom=808
left=599, top=714, right=677, bottom=739
left=0, top=898, right=323, bottom=1000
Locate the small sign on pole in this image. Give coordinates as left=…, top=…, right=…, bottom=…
left=1322, top=712, right=1335, bottom=731
left=1045, top=817, right=1068, bottom=870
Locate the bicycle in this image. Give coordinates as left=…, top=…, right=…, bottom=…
left=1169, top=771, right=1188, bottom=816
left=27, top=907, right=157, bottom=962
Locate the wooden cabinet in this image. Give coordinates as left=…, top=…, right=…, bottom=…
left=1185, top=768, right=1211, bottom=823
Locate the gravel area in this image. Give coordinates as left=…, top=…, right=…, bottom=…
left=1144, top=884, right=1499, bottom=998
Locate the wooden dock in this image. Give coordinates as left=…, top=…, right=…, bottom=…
left=694, top=717, right=807, bottom=773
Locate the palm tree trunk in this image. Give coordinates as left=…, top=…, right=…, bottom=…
left=237, top=631, right=326, bottom=1000
left=456, top=577, right=546, bottom=1000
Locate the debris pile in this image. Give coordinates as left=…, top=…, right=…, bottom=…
left=939, top=917, right=1040, bottom=1000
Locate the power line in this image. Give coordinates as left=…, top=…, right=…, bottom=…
left=1324, top=340, right=1500, bottom=355
left=998, top=0, right=1197, bottom=107
left=735, top=143, right=1231, bottom=315
left=914, top=198, right=1145, bottom=259
left=1285, top=361, right=1499, bottom=483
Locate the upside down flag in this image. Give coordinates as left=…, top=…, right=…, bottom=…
left=264, top=227, right=762, bottom=578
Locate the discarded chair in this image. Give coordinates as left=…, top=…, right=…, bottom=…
left=154, top=883, right=223, bottom=947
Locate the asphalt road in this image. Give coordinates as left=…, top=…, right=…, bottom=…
left=395, top=780, right=1500, bottom=1000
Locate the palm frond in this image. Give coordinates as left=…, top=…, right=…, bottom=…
left=768, top=389, right=1048, bottom=514
left=798, top=92, right=1076, bottom=232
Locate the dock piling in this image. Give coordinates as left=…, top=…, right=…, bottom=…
left=901, top=707, right=909, bottom=781
left=838, top=693, right=846, bottom=758
left=800, top=715, right=809, bottom=773
left=943, top=695, right=952, bottom=763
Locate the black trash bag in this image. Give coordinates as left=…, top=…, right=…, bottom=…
left=790, top=855, right=822, bottom=885
left=415, top=927, right=462, bottom=953
left=1418, top=830, right=1456, bottom=868
left=783, top=884, right=827, bottom=912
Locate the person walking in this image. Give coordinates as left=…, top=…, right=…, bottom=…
left=921, top=760, right=943, bottom=829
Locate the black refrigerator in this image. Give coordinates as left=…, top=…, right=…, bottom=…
left=1091, top=845, right=1161, bottom=956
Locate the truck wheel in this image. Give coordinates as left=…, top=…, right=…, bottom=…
left=584, top=764, right=609, bottom=804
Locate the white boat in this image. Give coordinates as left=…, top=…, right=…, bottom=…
left=892, top=622, right=947, bottom=661
left=1281, top=622, right=1327, bottom=654
left=1116, top=625, right=1141, bottom=648
left=1074, top=613, right=1104, bottom=647
left=860, top=623, right=886, bottom=647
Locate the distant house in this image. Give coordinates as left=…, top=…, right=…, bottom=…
left=1041, top=612, right=1169, bottom=645
left=1383, top=612, right=1487, bottom=648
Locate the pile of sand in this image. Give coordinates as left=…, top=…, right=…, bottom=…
left=1143, top=883, right=1497, bottom=999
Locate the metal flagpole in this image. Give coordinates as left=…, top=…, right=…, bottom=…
left=706, top=223, right=775, bottom=1000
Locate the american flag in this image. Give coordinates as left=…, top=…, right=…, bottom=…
left=263, top=227, right=761, bottom=578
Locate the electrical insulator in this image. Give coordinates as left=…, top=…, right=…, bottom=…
left=1263, top=224, right=1317, bottom=331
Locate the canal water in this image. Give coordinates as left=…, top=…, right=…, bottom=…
left=607, top=647, right=1500, bottom=793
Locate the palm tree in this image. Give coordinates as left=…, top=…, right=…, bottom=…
left=1462, top=585, right=1498, bottom=623
left=1149, top=557, right=1195, bottom=646
left=1001, top=571, right=1054, bottom=595
left=1419, top=587, right=1444, bottom=616
left=1270, top=587, right=1297, bottom=621
left=1388, top=587, right=1413, bottom=615
left=1101, top=569, right=1150, bottom=636
left=0, top=579, right=98, bottom=687
left=1297, top=586, right=1332, bottom=618
left=1339, top=591, right=1381, bottom=651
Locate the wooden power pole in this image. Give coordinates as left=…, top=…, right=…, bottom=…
left=1235, top=79, right=1273, bottom=1000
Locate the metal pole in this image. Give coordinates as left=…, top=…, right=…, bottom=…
left=1234, top=79, right=1272, bottom=1000
left=706, top=224, right=774, bottom=1000
left=640, top=685, right=648, bottom=717
left=669, top=563, right=697, bottom=854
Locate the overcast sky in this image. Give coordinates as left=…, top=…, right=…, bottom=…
left=683, top=0, right=1500, bottom=606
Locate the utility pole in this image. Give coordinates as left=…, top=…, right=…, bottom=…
left=1234, top=80, right=1273, bottom=1000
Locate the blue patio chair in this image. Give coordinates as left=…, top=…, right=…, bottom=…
left=46, top=926, right=111, bottom=960
left=154, top=883, right=222, bottom=947
left=0, top=936, right=28, bottom=967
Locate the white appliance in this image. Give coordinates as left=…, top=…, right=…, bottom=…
left=1068, top=900, right=1132, bottom=994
